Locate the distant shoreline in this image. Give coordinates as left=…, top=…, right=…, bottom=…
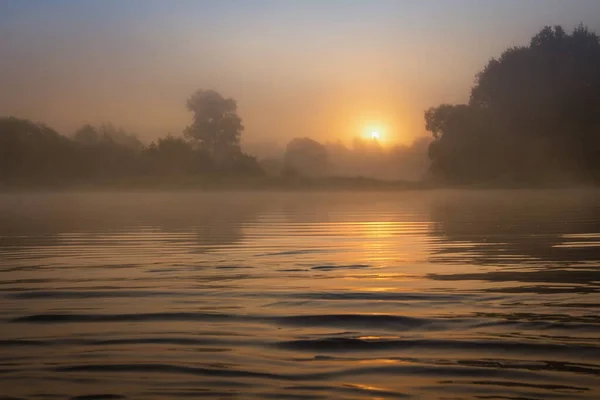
left=1, top=176, right=597, bottom=193
left=0, top=177, right=423, bottom=192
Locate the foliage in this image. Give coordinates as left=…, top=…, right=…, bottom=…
left=184, top=90, right=243, bottom=161
left=0, top=118, right=262, bottom=188
left=141, top=136, right=214, bottom=176
left=74, top=123, right=144, bottom=151
left=0, top=117, right=78, bottom=185
left=0, top=90, right=263, bottom=187
left=425, top=25, right=600, bottom=184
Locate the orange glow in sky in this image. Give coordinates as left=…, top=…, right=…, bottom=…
left=1, top=2, right=599, bottom=146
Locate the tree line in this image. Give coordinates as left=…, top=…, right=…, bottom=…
left=425, top=25, right=600, bottom=185
left=2, top=25, right=600, bottom=187
left=0, top=90, right=262, bottom=187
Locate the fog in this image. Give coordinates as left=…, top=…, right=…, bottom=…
left=2, top=1, right=600, bottom=146
left=3, top=4, right=600, bottom=398
left=2, top=4, right=600, bottom=187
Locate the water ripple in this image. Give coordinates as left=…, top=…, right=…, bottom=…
left=1, top=191, right=599, bottom=399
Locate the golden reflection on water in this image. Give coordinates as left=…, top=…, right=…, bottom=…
left=0, top=191, right=599, bottom=399
left=343, top=382, right=394, bottom=391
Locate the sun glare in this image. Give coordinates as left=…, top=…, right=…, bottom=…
left=363, top=124, right=385, bottom=141
left=356, top=116, right=391, bottom=143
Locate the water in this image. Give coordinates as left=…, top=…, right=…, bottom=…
left=1, top=190, right=599, bottom=400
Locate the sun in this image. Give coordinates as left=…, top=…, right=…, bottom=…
left=359, top=121, right=387, bottom=142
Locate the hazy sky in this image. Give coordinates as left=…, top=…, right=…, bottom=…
left=1, top=0, right=600, bottom=146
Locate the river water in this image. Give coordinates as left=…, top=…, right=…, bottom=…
left=1, top=190, right=599, bottom=399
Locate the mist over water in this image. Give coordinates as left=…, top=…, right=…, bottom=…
left=1, top=190, right=599, bottom=399
left=3, top=1, right=600, bottom=398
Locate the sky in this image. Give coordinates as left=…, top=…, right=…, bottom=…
left=1, top=0, right=600, bottom=147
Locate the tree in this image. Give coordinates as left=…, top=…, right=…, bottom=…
left=142, top=136, right=213, bottom=176
left=426, top=25, right=600, bottom=184
left=73, top=124, right=100, bottom=145
left=97, top=124, right=144, bottom=152
left=184, top=90, right=243, bottom=161
left=425, top=105, right=497, bottom=182
left=71, top=123, right=143, bottom=180
left=284, top=138, right=329, bottom=178
left=74, top=123, right=143, bottom=151
left=0, top=114, right=262, bottom=187
left=0, top=117, right=78, bottom=184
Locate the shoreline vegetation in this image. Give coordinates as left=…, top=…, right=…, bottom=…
left=2, top=25, right=600, bottom=190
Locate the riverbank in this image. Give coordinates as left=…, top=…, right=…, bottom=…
left=1, top=175, right=597, bottom=193
left=0, top=176, right=428, bottom=192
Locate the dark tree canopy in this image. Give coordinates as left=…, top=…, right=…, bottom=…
left=184, top=89, right=244, bottom=161
left=426, top=25, right=600, bottom=185
left=0, top=117, right=79, bottom=185
left=142, top=136, right=213, bottom=176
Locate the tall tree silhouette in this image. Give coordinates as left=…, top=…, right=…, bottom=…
left=184, top=90, right=243, bottom=162
left=426, top=25, right=600, bottom=184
